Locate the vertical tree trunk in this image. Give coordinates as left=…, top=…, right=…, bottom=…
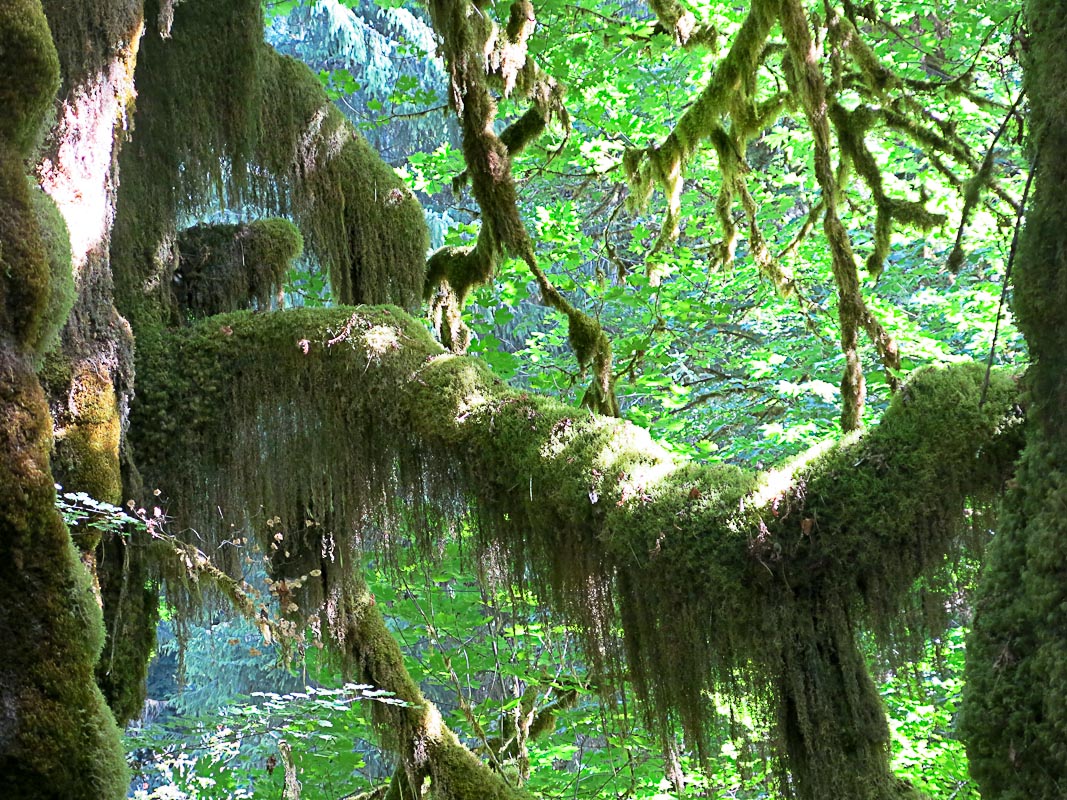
left=961, top=1, right=1067, bottom=796
left=0, top=2, right=129, bottom=795
left=775, top=595, right=919, bottom=800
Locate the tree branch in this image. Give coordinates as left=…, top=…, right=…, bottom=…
left=132, top=305, right=1023, bottom=787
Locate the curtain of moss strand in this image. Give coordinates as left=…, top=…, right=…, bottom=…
left=111, top=0, right=426, bottom=331
left=0, top=2, right=128, bottom=796
left=961, top=1, right=1067, bottom=795
left=129, top=305, right=1022, bottom=795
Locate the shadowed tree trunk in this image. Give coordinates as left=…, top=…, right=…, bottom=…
left=0, top=1, right=130, bottom=794
left=960, top=0, right=1067, bottom=796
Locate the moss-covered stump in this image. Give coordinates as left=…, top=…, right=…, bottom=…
left=131, top=305, right=1022, bottom=796
left=960, top=0, right=1067, bottom=795
left=0, top=2, right=128, bottom=795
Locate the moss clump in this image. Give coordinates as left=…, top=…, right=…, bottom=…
left=245, top=218, right=303, bottom=307
left=51, top=365, right=123, bottom=515
left=27, top=182, right=74, bottom=364
left=0, top=157, right=52, bottom=352
left=175, top=218, right=302, bottom=317
left=0, top=0, right=60, bottom=157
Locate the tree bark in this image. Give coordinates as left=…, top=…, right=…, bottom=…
left=0, top=2, right=128, bottom=795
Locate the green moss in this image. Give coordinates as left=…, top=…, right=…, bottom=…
left=0, top=357, right=127, bottom=798
left=0, top=0, right=60, bottom=157
left=961, top=3, right=1067, bottom=794
left=257, top=50, right=427, bottom=308
left=130, top=306, right=1023, bottom=795
left=175, top=218, right=302, bottom=317
left=0, top=155, right=52, bottom=351
left=27, top=181, right=74, bottom=364
left=52, top=366, right=123, bottom=515
left=246, top=218, right=303, bottom=308
left=112, top=1, right=427, bottom=328
left=41, top=0, right=143, bottom=93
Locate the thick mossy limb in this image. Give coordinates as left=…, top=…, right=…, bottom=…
left=131, top=306, right=1022, bottom=795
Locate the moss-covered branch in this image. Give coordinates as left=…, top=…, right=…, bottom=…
left=131, top=305, right=1022, bottom=797
left=424, top=1, right=617, bottom=414
left=647, top=0, right=720, bottom=48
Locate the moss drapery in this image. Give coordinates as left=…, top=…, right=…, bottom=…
left=131, top=305, right=1022, bottom=796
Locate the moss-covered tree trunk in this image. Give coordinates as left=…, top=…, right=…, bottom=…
left=960, top=1, right=1067, bottom=795
left=35, top=0, right=159, bottom=727
left=0, top=1, right=129, bottom=795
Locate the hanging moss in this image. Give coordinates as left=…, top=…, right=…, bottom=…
left=113, top=0, right=427, bottom=328
left=130, top=304, right=1023, bottom=793
left=175, top=218, right=302, bottom=317
left=41, top=0, right=143, bottom=93
left=256, top=49, right=427, bottom=308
